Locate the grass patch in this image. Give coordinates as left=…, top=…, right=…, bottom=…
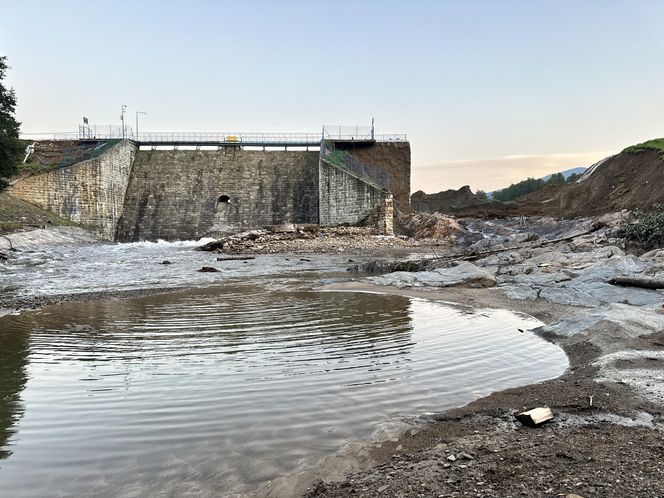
left=622, top=138, right=664, bottom=155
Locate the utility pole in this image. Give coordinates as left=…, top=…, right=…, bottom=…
left=135, top=111, right=147, bottom=141
left=120, top=104, right=127, bottom=139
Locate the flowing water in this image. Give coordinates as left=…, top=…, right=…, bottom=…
left=0, top=239, right=568, bottom=497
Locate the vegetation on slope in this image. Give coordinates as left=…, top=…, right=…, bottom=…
left=623, top=138, right=664, bottom=155
left=622, top=205, right=664, bottom=249
left=0, top=192, right=76, bottom=234
left=492, top=172, right=572, bottom=202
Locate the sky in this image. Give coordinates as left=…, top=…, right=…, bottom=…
left=1, top=0, right=663, bottom=193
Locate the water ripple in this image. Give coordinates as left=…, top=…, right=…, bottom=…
left=0, top=287, right=567, bottom=497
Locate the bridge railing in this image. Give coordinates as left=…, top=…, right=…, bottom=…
left=322, top=125, right=407, bottom=142
left=321, top=141, right=389, bottom=190
left=21, top=129, right=407, bottom=144
left=131, top=132, right=322, bottom=145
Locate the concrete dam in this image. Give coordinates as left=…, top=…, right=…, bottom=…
left=9, top=132, right=410, bottom=242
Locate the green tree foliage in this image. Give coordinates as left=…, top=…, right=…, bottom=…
left=493, top=177, right=544, bottom=201
left=0, top=56, right=23, bottom=189
left=493, top=172, right=570, bottom=202
left=546, top=172, right=565, bottom=185
left=566, top=172, right=581, bottom=183
left=475, top=189, right=488, bottom=200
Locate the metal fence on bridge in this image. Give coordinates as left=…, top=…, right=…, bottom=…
left=20, top=125, right=407, bottom=146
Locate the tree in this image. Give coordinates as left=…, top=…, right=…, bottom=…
left=493, top=177, right=544, bottom=202
left=545, top=172, right=565, bottom=185
left=475, top=189, right=488, bottom=200
left=0, top=56, right=23, bottom=189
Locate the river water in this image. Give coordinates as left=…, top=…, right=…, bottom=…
left=0, top=238, right=568, bottom=497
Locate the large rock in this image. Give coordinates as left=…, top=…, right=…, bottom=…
left=540, top=303, right=664, bottom=351
left=370, top=262, right=496, bottom=289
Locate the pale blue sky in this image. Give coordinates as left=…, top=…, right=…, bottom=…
left=2, top=0, right=663, bottom=191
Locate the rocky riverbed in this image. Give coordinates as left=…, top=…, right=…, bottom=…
left=302, top=212, right=664, bottom=498
left=2, top=212, right=663, bottom=497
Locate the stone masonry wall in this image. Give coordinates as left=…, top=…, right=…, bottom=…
left=8, top=140, right=137, bottom=240
left=319, top=158, right=391, bottom=232
left=116, top=149, right=319, bottom=242
left=334, top=142, right=411, bottom=212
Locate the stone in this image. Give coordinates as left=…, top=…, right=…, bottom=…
left=447, top=454, right=456, bottom=462
left=370, top=262, right=496, bottom=289
left=457, top=452, right=474, bottom=460
left=161, top=260, right=172, bottom=265
left=198, top=266, right=220, bottom=273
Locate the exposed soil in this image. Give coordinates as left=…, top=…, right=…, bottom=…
left=413, top=148, right=664, bottom=219
left=520, top=149, right=664, bottom=216
left=411, top=186, right=514, bottom=218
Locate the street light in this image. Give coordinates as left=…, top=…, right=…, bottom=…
left=135, top=111, right=147, bottom=141
left=120, top=104, right=127, bottom=140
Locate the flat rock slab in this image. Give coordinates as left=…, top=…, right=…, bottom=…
left=370, top=261, right=496, bottom=289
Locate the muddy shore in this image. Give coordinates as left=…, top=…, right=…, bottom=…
left=297, top=215, right=664, bottom=498
left=296, top=282, right=664, bottom=498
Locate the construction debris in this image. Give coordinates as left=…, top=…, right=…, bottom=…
left=515, top=406, right=554, bottom=427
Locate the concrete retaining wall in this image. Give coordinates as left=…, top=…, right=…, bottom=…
left=8, top=140, right=137, bottom=239
left=116, top=149, right=319, bottom=242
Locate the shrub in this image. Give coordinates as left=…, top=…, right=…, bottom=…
left=622, top=206, right=664, bottom=248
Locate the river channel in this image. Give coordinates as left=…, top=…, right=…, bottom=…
left=0, top=238, right=568, bottom=496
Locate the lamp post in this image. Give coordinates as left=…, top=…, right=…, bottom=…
left=135, top=111, right=147, bottom=141
left=120, top=104, right=127, bottom=139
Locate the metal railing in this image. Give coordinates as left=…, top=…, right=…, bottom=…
left=322, top=125, right=407, bottom=142
left=21, top=127, right=407, bottom=144
left=321, top=141, right=389, bottom=190
left=131, top=132, right=322, bottom=145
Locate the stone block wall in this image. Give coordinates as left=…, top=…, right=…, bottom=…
left=8, top=140, right=137, bottom=239
left=116, top=149, right=319, bottom=242
left=319, top=158, right=392, bottom=233
left=334, top=142, right=411, bottom=212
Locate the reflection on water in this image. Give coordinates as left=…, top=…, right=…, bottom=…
left=0, top=326, right=28, bottom=460
left=0, top=286, right=567, bottom=496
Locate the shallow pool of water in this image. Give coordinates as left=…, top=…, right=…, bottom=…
left=0, top=286, right=567, bottom=497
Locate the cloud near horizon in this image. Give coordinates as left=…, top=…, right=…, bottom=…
left=412, top=150, right=615, bottom=194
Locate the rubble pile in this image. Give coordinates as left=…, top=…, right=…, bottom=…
left=198, top=225, right=422, bottom=255
left=397, top=212, right=465, bottom=240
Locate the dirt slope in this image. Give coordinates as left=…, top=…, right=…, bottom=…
left=519, top=148, right=664, bottom=216
left=413, top=147, right=664, bottom=218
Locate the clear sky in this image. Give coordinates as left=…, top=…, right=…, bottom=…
left=2, top=0, right=663, bottom=192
